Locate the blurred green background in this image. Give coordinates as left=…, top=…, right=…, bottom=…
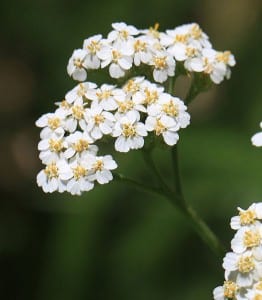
left=0, top=0, right=261, bottom=299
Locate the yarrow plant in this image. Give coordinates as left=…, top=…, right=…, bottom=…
left=36, top=22, right=243, bottom=297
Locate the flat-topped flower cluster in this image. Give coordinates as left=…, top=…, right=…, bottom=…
left=213, top=203, right=262, bottom=300
left=68, top=22, right=235, bottom=84
left=36, top=77, right=190, bottom=194
left=36, top=22, right=236, bottom=195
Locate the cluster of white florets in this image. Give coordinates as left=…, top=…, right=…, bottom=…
left=67, top=22, right=235, bottom=84
left=36, top=76, right=190, bottom=194
left=251, top=122, right=262, bottom=147
left=213, top=203, right=262, bottom=300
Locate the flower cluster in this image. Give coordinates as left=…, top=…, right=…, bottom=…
left=36, top=77, right=190, bottom=194
left=68, top=22, right=235, bottom=84
left=251, top=122, right=262, bottom=147
left=213, top=203, right=262, bottom=300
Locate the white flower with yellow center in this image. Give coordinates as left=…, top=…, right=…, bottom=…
left=36, top=111, right=66, bottom=139
left=85, top=154, right=118, bottom=184
left=246, top=281, right=262, bottom=299
left=251, top=122, right=262, bottom=147
left=84, top=105, right=115, bottom=140
left=65, top=98, right=87, bottom=132
left=83, top=34, right=103, bottom=69
left=38, top=135, right=66, bottom=164
left=231, top=204, right=262, bottom=230
left=213, top=281, right=242, bottom=300
left=223, top=251, right=262, bottom=287
left=37, top=160, right=72, bottom=193
left=133, top=36, right=153, bottom=66
left=147, top=93, right=190, bottom=129
left=187, top=48, right=228, bottom=84
left=65, top=82, right=97, bottom=104
left=122, top=77, right=145, bottom=97
left=64, top=131, right=98, bottom=159
left=108, top=22, right=139, bottom=44
left=113, top=111, right=148, bottom=152
left=150, top=51, right=176, bottom=83
left=67, top=49, right=88, bottom=81
left=145, top=115, right=179, bottom=146
left=85, top=84, right=124, bottom=111
left=132, top=81, right=164, bottom=106
left=66, top=159, right=94, bottom=195
left=231, top=226, right=262, bottom=258
left=97, top=42, right=134, bottom=78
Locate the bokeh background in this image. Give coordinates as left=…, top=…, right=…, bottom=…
left=0, top=0, right=261, bottom=299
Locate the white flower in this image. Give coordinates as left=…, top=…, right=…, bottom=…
left=97, top=42, right=134, bottom=78
left=150, top=51, right=176, bottom=83
left=83, top=34, right=103, bottom=69
left=133, top=36, right=153, bottom=66
left=36, top=111, right=66, bottom=139
left=84, top=105, right=115, bottom=140
left=38, top=135, right=66, bottom=164
left=132, top=81, right=164, bottom=106
left=251, top=122, right=262, bottom=147
left=223, top=251, right=262, bottom=287
left=231, top=203, right=262, bottom=230
left=108, top=22, right=139, bottom=44
left=37, top=160, right=72, bottom=193
left=67, top=159, right=94, bottom=195
left=65, top=82, right=97, bottom=104
left=113, top=111, right=147, bottom=152
left=145, top=115, right=179, bottom=146
left=65, top=98, right=87, bottom=132
left=213, top=281, right=244, bottom=300
left=67, top=49, right=88, bottom=81
left=64, top=131, right=98, bottom=159
left=86, top=84, right=123, bottom=111
left=246, top=281, right=262, bottom=299
left=147, top=93, right=190, bottom=129
left=231, top=225, right=262, bottom=258
left=85, top=154, right=118, bottom=184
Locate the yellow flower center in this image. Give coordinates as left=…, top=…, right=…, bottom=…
left=190, top=24, right=202, bottom=39
left=48, top=139, right=63, bottom=152
left=203, top=58, right=213, bottom=74
left=186, top=47, right=197, bottom=57
left=239, top=210, right=256, bottom=226
left=134, top=39, right=147, bottom=52
left=237, top=255, right=255, bottom=273
left=223, top=281, right=238, bottom=298
left=73, top=165, right=86, bottom=180
left=144, top=88, right=159, bottom=105
left=162, top=100, right=179, bottom=117
left=87, top=40, right=101, bottom=54
left=60, top=100, right=71, bottom=110
left=122, top=123, right=136, bottom=137
left=175, top=34, right=188, bottom=44
left=94, top=160, right=104, bottom=171
left=154, top=57, right=167, bottom=69
left=73, top=139, right=89, bottom=153
left=244, top=230, right=261, bottom=248
left=44, top=163, right=59, bottom=179
left=73, top=58, right=83, bottom=68
left=112, top=50, right=122, bottom=62
left=72, top=105, right=85, bottom=120
left=117, top=100, right=134, bottom=113
left=216, top=51, right=231, bottom=64
left=254, top=295, right=262, bottom=300
left=155, top=119, right=166, bottom=135
left=256, top=281, right=262, bottom=291
left=96, top=90, right=112, bottom=100
left=124, top=79, right=140, bottom=93
left=119, top=30, right=129, bottom=40
left=94, top=114, right=105, bottom=125
left=48, top=117, right=61, bottom=130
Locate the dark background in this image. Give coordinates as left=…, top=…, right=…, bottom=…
left=0, top=0, right=261, bottom=299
